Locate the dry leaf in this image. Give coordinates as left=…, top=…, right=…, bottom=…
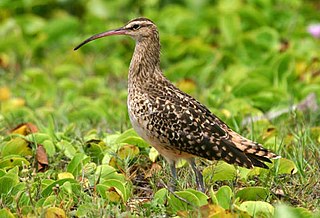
left=36, top=144, right=49, bottom=172
left=109, top=157, right=117, bottom=169
left=107, top=187, right=121, bottom=202
left=117, top=144, right=139, bottom=160
left=145, top=163, right=162, bottom=178
left=10, top=123, right=38, bottom=135
left=44, top=207, right=66, bottom=218
left=200, top=204, right=234, bottom=218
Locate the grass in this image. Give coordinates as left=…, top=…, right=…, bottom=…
left=0, top=0, right=320, bottom=217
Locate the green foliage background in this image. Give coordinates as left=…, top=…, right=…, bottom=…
left=0, top=0, right=320, bottom=217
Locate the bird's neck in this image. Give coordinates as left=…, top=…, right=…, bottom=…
left=128, top=36, right=162, bottom=87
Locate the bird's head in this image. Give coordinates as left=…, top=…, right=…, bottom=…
left=74, top=17, right=158, bottom=50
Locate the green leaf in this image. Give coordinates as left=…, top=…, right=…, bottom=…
left=25, top=133, right=51, bottom=144
left=67, top=153, right=90, bottom=177
left=0, top=169, right=5, bottom=177
left=185, top=188, right=208, bottom=206
left=41, top=179, right=55, bottom=190
left=115, top=129, right=138, bottom=141
left=56, top=140, right=77, bottom=159
left=0, top=208, right=15, bottom=218
left=215, top=185, right=233, bottom=210
left=274, top=204, right=313, bottom=218
left=148, top=147, right=159, bottom=162
left=61, top=181, right=73, bottom=194
left=218, top=0, right=241, bottom=12
left=169, top=190, right=200, bottom=213
left=42, top=196, right=56, bottom=207
left=96, top=184, right=108, bottom=199
left=277, top=158, right=297, bottom=174
left=0, top=155, right=29, bottom=170
left=115, top=129, right=149, bottom=148
left=76, top=205, right=93, bottom=217
left=233, top=78, right=269, bottom=97
left=209, top=186, right=219, bottom=205
left=103, top=179, right=129, bottom=202
left=240, top=201, right=274, bottom=217
left=1, top=137, right=32, bottom=157
left=236, top=187, right=269, bottom=201
left=17, top=14, right=46, bottom=35
left=0, top=167, right=19, bottom=195
left=203, top=161, right=236, bottom=183
left=176, top=159, right=187, bottom=168
left=218, top=13, right=241, bottom=46
left=44, top=14, right=79, bottom=43
left=95, top=165, right=125, bottom=183
left=41, top=140, right=56, bottom=157
left=154, top=188, right=168, bottom=205
left=11, top=182, right=26, bottom=196
left=249, top=27, right=279, bottom=51
left=84, top=139, right=106, bottom=163
left=238, top=167, right=251, bottom=180
left=168, top=189, right=208, bottom=213
left=272, top=53, right=294, bottom=85
left=41, top=178, right=77, bottom=197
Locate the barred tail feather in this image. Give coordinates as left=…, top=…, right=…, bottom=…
left=221, top=131, right=280, bottom=169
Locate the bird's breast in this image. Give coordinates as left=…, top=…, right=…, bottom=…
left=127, top=90, right=179, bottom=154
left=127, top=96, right=195, bottom=161
left=127, top=93, right=162, bottom=142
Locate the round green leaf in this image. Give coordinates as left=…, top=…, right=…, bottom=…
left=274, top=204, right=312, bottom=218
left=277, top=158, right=297, bottom=175
left=203, top=161, right=236, bottom=183
left=185, top=188, right=208, bottom=206
left=115, top=129, right=149, bottom=148
left=154, top=188, right=168, bottom=205
left=1, top=137, right=32, bottom=157
left=169, top=190, right=200, bottom=213
left=0, top=155, right=29, bottom=170
left=95, top=165, right=125, bottom=183
left=236, top=187, right=269, bottom=201
left=103, top=179, right=129, bottom=202
left=240, top=201, right=274, bottom=217
left=215, top=185, right=233, bottom=210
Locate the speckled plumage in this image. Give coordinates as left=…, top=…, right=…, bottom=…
left=75, top=17, right=280, bottom=191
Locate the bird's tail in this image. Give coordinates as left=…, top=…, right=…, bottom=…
left=221, top=131, right=280, bottom=169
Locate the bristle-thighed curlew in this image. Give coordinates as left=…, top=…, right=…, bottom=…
left=74, top=17, right=280, bottom=192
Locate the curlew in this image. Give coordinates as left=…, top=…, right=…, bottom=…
left=74, top=17, right=280, bottom=192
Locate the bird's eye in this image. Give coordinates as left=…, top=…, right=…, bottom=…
left=131, top=24, right=140, bottom=30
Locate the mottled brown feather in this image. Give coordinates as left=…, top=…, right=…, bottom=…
left=76, top=17, right=280, bottom=171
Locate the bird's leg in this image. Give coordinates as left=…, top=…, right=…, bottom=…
left=168, top=160, right=177, bottom=192
left=188, top=158, right=205, bottom=192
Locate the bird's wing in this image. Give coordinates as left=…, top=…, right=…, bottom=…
left=147, top=82, right=277, bottom=168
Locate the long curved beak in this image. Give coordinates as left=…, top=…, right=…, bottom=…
left=74, top=28, right=126, bottom=50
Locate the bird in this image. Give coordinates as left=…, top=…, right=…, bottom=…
left=74, top=17, right=280, bottom=192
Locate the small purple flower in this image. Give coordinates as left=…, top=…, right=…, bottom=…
left=307, top=23, right=320, bottom=38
